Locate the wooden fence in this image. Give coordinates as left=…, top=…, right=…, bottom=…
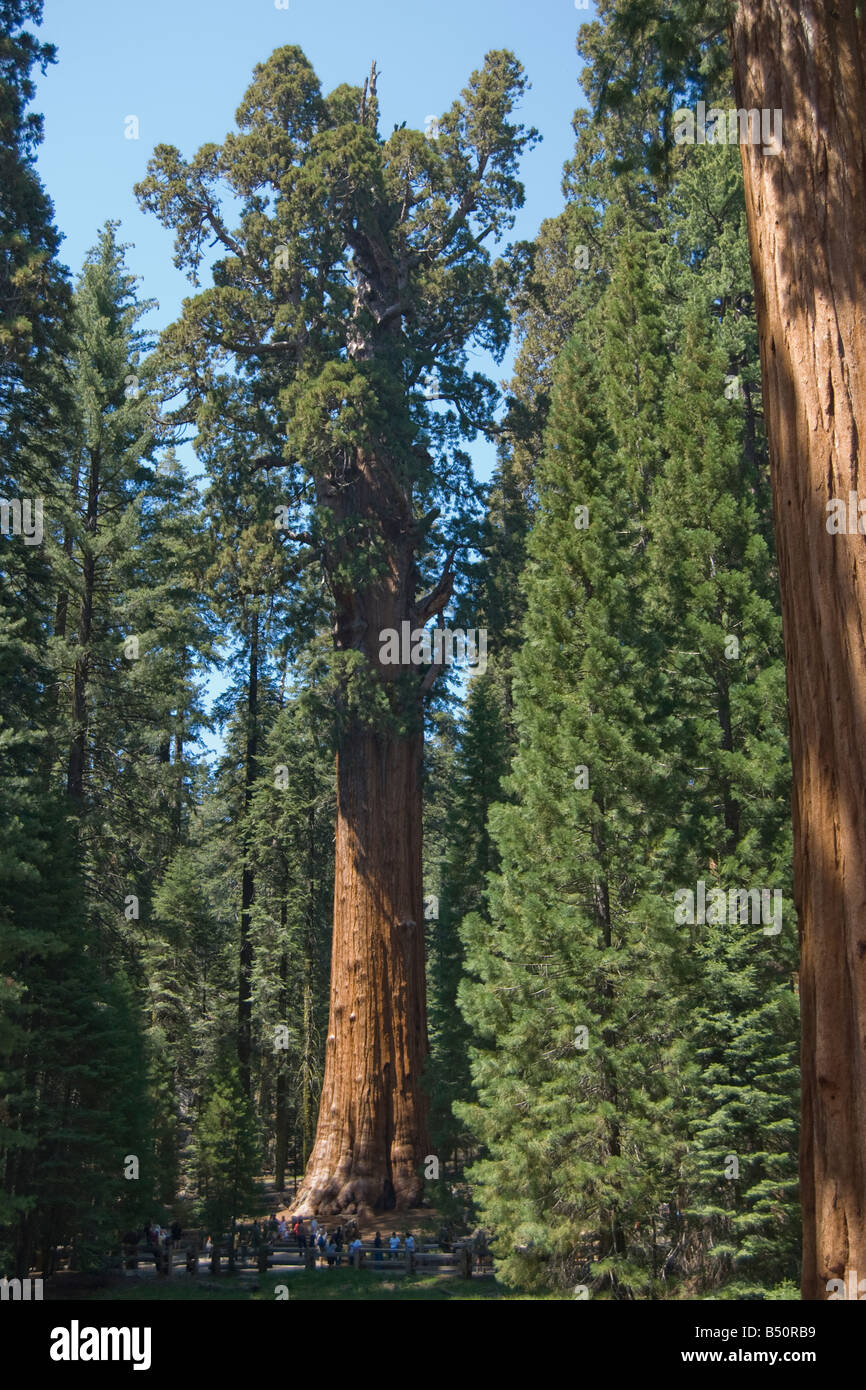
left=116, top=1235, right=490, bottom=1280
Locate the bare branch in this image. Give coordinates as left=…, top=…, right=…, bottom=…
left=409, top=150, right=490, bottom=269
left=251, top=454, right=289, bottom=471
left=375, top=301, right=404, bottom=328
left=415, top=544, right=457, bottom=623
left=201, top=191, right=249, bottom=266
left=419, top=656, right=444, bottom=694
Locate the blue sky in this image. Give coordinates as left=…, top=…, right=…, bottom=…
left=31, top=0, right=591, bottom=751
left=34, top=0, right=590, bottom=434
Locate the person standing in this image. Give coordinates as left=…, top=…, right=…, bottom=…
left=389, top=1231, right=400, bottom=1258
left=373, top=1231, right=383, bottom=1263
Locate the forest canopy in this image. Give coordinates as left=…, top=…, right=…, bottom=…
left=2, top=0, right=864, bottom=1310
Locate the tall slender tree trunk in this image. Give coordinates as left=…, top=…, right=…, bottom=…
left=713, top=667, right=740, bottom=848
left=53, top=459, right=79, bottom=648
left=67, top=448, right=99, bottom=801
left=274, top=929, right=289, bottom=1192
left=730, top=0, right=866, bottom=1300
left=238, top=608, right=259, bottom=1097
left=173, top=722, right=184, bottom=837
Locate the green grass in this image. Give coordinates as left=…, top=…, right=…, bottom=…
left=76, top=1269, right=560, bottom=1301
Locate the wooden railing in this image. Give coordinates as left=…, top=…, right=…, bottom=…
left=116, top=1236, right=490, bottom=1279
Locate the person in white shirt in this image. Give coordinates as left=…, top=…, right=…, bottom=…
left=405, top=1233, right=415, bottom=1252
left=389, top=1232, right=400, bottom=1256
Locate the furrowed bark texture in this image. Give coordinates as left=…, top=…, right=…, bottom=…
left=293, top=448, right=433, bottom=1215
left=295, top=726, right=428, bottom=1214
left=730, top=0, right=866, bottom=1300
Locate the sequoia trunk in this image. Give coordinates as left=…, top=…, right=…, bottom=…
left=294, top=723, right=429, bottom=1213
left=730, top=0, right=866, bottom=1300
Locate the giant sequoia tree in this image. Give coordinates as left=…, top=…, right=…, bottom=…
left=726, top=0, right=866, bottom=1304
left=589, top=0, right=866, bottom=1305
left=136, top=46, right=535, bottom=1213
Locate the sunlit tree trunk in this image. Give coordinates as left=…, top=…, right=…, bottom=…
left=238, top=609, right=259, bottom=1096
left=730, top=0, right=866, bottom=1300
left=293, top=449, right=435, bottom=1215
left=296, top=725, right=429, bottom=1213
left=67, top=448, right=98, bottom=801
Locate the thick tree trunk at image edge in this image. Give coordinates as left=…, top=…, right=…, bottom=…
left=293, top=724, right=429, bottom=1214
left=731, top=0, right=866, bottom=1300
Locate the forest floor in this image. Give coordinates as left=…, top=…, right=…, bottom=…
left=77, top=1270, right=558, bottom=1300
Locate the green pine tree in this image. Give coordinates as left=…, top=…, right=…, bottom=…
left=648, top=306, right=798, bottom=1295
left=428, top=673, right=509, bottom=1172
left=458, top=296, right=678, bottom=1295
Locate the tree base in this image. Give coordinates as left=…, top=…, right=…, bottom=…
left=291, top=1164, right=424, bottom=1219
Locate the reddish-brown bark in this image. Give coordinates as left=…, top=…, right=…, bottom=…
left=294, top=724, right=429, bottom=1214
left=292, top=444, right=436, bottom=1215
left=730, top=0, right=866, bottom=1300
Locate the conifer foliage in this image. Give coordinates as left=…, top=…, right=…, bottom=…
left=0, top=1, right=818, bottom=1300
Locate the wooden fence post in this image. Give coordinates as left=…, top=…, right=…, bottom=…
left=258, top=1243, right=270, bottom=1276
left=210, top=1243, right=219, bottom=1276
left=459, top=1245, right=472, bottom=1280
